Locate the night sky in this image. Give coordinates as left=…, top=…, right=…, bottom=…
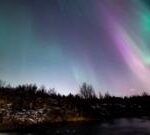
left=1, top=0, right=150, bottom=96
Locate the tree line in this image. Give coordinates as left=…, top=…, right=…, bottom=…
left=1, top=80, right=150, bottom=120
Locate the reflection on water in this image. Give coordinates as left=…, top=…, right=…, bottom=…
left=1, top=118, right=150, bottom=135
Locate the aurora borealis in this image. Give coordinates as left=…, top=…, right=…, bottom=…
left=1, top=0, right=150, bottom=96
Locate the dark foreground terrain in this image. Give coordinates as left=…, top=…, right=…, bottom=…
left=1, top=82, right=150, bottom=131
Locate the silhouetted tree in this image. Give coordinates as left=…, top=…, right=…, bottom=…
left=48, top=88, right=56, bottom=96
left=99, top=92, right=103, bottom=99
left=79, top=83, right=96, bottom=99
left=142, top=92, right=149, bottom=97
left=104, top=91, right=111, bottom=99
